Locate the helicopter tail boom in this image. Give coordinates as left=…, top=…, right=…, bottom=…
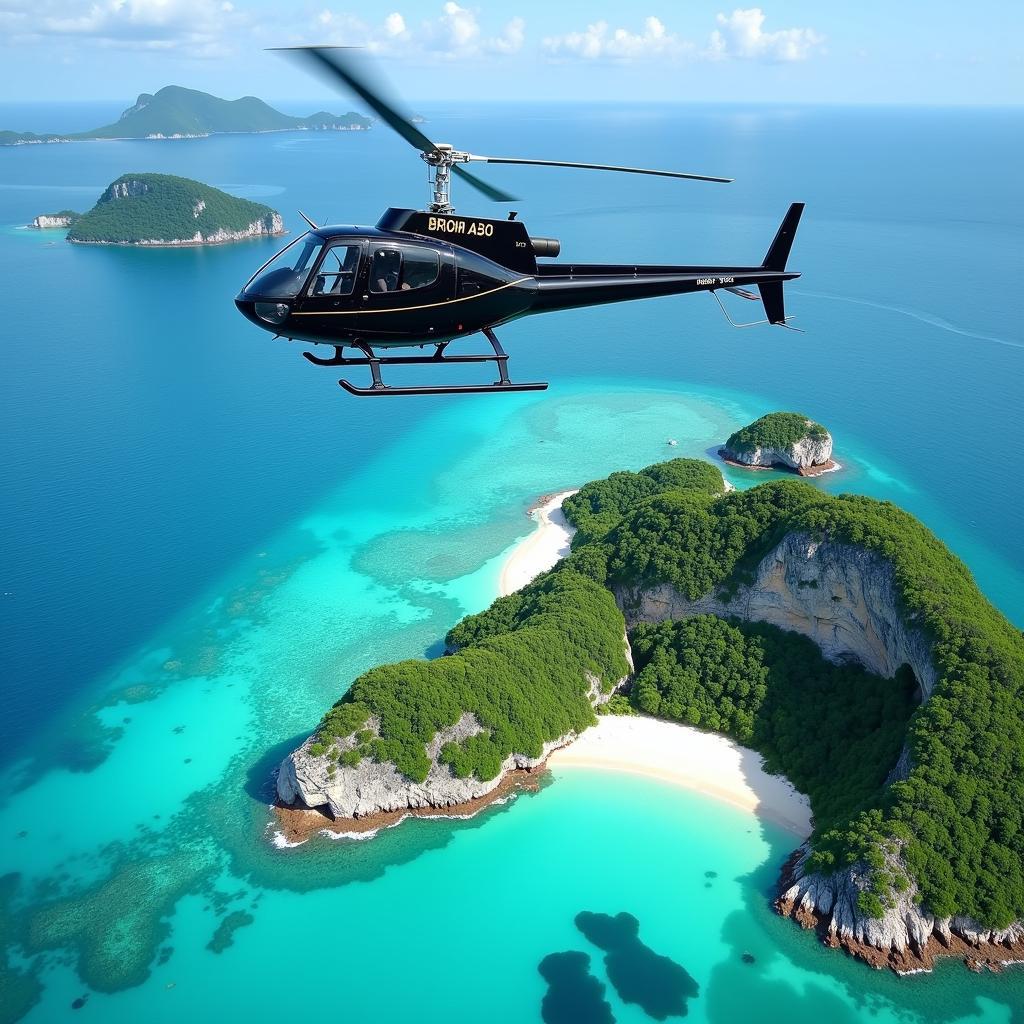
left=529, top=203, right=804, bottom=326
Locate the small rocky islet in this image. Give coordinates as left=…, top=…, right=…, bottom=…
left=274, top=455, right=1024, bottom=978
left=719, top=411, right=836, bottom=475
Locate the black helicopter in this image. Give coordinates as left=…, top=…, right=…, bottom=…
left=236, top=47, right=805, bottom=397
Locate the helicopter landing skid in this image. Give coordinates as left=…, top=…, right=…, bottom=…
left=302, top=329, right=548, bottom=397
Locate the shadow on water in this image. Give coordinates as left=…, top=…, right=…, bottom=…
left=576, top=911, right=699, bottom=1020
left=705, top=820, right=1024, bottom=1024
left=538, top=951, right=616, bottom=1024
left=242, top=732, right=308, bottom=804
left=213, top=759, right=556, bottom=895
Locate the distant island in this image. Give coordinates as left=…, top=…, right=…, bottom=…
left=719, top=411, right=836, bottom=475
left=275, top=457, right=1024, bottom=976
left=37, top=174, right=284, bottom=246
left=0, top=85, right=371, bottom=146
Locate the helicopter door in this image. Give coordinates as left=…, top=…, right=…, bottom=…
left=358, top=242, right=454, bottom=339
left=295, top=241, right=364, bottom=318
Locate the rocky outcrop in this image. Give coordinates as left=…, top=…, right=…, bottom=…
left=30, top=213, right=76, bottom=229
left=277, top=668, right=627, bottom=820
left=776, top=844, right=1024, bottom=974
left=108, top=178, right=150, bottom=201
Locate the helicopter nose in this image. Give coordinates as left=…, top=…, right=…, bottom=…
left=235, top=295, right=291, bottom=330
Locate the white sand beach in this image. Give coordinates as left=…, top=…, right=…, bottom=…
left=549, top=716, right=812, bottom=837
left=498, top=489, right=578, bottom=596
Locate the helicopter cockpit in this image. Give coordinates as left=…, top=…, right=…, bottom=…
left=243, top=232, right=322, bottom=301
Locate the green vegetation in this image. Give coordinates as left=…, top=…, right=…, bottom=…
left=303, top=453, right=1024, bottom=931
left=724, top=411, right=829, bottom=456
left=1, top=86, right=370, bottom=145
left=631, top=616, right=917, bottom=834
left=68, top=174, right=280, bottom=245
left=563, top=458, right=724, bottom=548
left=311, top=570, right=629, bottom=783
left=597, top=695, right=638, bottom=716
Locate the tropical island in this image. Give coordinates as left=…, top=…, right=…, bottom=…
left=274, top=456, right=1024, bottom=976
left=0, top=85, right=371, bottom=146
left=719, top=411, right=836, bottom=475
left=42, top=173, right=284, bottom=246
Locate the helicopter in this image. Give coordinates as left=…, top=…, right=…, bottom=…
left=235, top=47, right=805, bottom=397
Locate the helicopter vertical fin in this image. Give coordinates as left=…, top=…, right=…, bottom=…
left=761, top=202, right=804, bottom=272
left=757, top=202, right=804, bottom=324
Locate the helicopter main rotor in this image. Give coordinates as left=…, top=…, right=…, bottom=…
left=272, top=46, right=734, bottom=214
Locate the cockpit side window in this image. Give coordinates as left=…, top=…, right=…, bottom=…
left=243, top=233, right=322, bottom=298
left=311, top=243, right=360, bottom=297
left=369, top=245, right=440, bottom=293
left=370, top=248, right=402, bottom=293
left=399, top=246, right=439, bottom=291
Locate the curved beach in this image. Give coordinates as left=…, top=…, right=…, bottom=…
left=548, top=716, right=812, bottom=837
left=498, top=489, right=579, bottom=596
left=498, top=490, right=813, bottom=838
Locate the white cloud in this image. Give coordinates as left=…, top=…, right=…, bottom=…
left=707, top=8, right=824, bottom=62
left=9, top=0, right=245, bottom=57
left=543, top=16, right=690, bottom=61
left=384, top=12, right=407, bottom=38
left=313, top=4, right=523, bottom=60
left=543, top=9, right=823, bottom=64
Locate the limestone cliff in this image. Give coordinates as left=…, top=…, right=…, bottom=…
left=30, top=212, right=77, bottom=229
left=277, top=666, right=627, bottom=820
left=615, top=533, right=936, bottom=700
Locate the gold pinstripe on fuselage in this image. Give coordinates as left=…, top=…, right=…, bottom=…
left=290, top=277, right=533, bottom=316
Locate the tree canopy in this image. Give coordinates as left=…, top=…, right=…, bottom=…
left=69, top=174, right=280, bottom=244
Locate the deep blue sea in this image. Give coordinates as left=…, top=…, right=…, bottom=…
left=1, top=101, right=1022, bottom=1023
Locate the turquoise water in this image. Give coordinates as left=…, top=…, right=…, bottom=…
left=2, top=103, right=1023, bottom=1021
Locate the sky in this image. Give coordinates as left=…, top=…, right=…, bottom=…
left=0, top=1, right=1021, bottom=108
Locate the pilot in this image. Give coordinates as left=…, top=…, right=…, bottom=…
left=373, top=250, right=401, bottom=292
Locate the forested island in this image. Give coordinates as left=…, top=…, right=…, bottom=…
left=720, top=411, right=835, bottom=475
left=277, top=457, right=1024, bottom=975
left=52, top=174, right=284, bottom=246
left=0, top=85, right=371, bottom=145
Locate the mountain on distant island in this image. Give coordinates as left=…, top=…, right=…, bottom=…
left=47, top=173, right=285, bottom=246
left=0, top=85, right=371, bottom=146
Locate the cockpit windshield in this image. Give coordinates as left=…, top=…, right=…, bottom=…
left=243, top=233, right=323, bottom=298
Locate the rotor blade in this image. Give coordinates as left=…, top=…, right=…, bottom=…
left=469, top=155, right=732, bottom=184
left=270, top=46, right=438, bottom=155
left=451, top=164, right=518, bottom=203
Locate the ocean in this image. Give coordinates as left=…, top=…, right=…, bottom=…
left=1, top=100, right=1022, bottom=1022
